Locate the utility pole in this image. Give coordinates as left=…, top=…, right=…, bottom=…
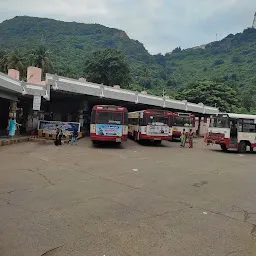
left=162, top=88, right=165, bottom=97
left=253, top=12, right=256, bottom=29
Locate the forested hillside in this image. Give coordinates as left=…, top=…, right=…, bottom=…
left=0, top=16, right=255, bottom=112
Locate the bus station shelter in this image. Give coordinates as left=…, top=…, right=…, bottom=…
left=0, top=70, right=219, bottom=137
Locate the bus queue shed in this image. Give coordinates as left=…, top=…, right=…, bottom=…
left=0, top=69, right=219, bottom=137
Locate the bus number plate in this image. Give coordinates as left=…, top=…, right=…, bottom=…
left=116, top=138, right=121, bottom=142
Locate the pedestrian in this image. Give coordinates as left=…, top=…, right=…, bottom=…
left=180, top=129, right=186, bottom=147
left=7, top=117, right=21, bottom=138
left=70, top=125, right=78, bottom=145
left=188, top=129, right=194, bottom=148
left=55, top=124, right=63, bottom=146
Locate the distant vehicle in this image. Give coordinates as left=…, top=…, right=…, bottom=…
left=172, top=112, right=196, bottom=139
left=90, top=105, right=128, bottom=145
left=207, top=113, right=256, bottom=153
left=128, top=109, right=172, bottom=144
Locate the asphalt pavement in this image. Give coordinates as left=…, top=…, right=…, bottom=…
left=0, top=138, right=255, bottom=256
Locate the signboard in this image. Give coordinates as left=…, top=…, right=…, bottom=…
left=33, top=96, right=41, bottom=111
left=147, top=125, right=169, bottom=135
left=38, top=120, right=80, bottom=136
left=96, top=124, right=122, bottom=136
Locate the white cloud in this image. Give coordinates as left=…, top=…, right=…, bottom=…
left=0, top=0, right=255, bottom=53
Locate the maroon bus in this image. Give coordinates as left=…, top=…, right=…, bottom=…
left=90, top=105, right=128, bottom=144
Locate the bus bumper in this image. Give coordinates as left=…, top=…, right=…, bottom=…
left=139, top=134, right=172, bottom=141
left=90, top=134, right=128, bottom=142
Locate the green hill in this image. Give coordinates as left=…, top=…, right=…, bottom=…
left=0, top=16, right=255, bottom=112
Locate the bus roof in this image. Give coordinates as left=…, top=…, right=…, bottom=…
left=173, top=112, right=195, bottom=117
left=92, top=105, right=128, bottom=111
left=219, top=113, right=256, bottom=120
left=129, top=109, right=171, bottom=114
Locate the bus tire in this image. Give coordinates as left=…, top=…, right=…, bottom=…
left=92, top=140, right=98, bottom=145
left=154, top=140, right=162, bottom=145
left=238, top=141, right=247, bottom=153
left=116, top=142, right=121, bottom=146
left=221, top=144, right=227, bottom=152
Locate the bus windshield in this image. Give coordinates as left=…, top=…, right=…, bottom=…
left=210, top=117, right=229, bottom=128
left=147, top=115, right=169, bottom=126
left=173, top=116, right=194, bottom=127
left=97, top=112, right=123, bottom=125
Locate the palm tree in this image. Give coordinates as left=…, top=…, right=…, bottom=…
left=0, top=50, right=8, bottom=73
left=30, top=45, right=53, bottom=75
left=7, top=49, right=27, bottom=79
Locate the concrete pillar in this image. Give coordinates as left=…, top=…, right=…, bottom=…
left=8, top=69, right=20, bottom=80
left=197, top=116, right=202, bottom=136
left=27, top=67, right=42, bottom=84
left=9, top=100, right=17, bottom=118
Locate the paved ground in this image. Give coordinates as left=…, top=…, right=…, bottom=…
left=0, top=138, right=256, bottom=256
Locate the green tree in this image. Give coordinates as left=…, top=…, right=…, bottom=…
left=84, top=48, right=131, bottom=88
left=7, top=49, right=27, bottom=79
left=179, top=81, right=239, bottom=112
left=0, top=50, right=8, bottom=73
left=30, top=45, right=53, bottom=74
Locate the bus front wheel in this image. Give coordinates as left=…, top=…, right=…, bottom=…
left=92, top=140, right=99, bottom=145
left=220, top=144, right=227, bottom=152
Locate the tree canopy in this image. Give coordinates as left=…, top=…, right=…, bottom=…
left=0, top=16, right=255, bottom=113
left=84, top=48, right=131, bottom=88
left=179, top=81, right=239, bottom=112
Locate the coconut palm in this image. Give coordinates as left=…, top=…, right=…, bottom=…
left=0, top=50, right=8, bottom=73
left=30, top=45, right=53, bottom=75
left=7, top=49, right=27, bottom=78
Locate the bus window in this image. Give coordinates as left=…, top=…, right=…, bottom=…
left=97, top=112, right=123, bottom=125
left=147, top=116, right=169, bottom=126
left=211, top=117, right=229, bottom=128
left=91, top=110, right=96, bottom=124
left=174, top=116, right=194, bottom=127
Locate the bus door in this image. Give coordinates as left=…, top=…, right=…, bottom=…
left=229, top=118, right=238, bottom=148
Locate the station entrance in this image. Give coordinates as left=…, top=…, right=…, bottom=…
left=0, top=97, right=10, bottom=136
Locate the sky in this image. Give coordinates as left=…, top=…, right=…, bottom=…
left=0, top=0, right=255, bottom=54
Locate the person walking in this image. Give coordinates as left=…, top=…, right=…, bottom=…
left=188, top=129, right=194, bottom=148
left=180, top=129, right=186, bottom=147
left=70, top=125, right=78, bottom=145
left=55, top=124, right=63, bottom=146
left=7, top=117, right=21, bottom=138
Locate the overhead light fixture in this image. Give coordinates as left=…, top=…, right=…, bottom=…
left=43, top=90, right=49, bottom=100
left=22, top=86, right=27, bottom=95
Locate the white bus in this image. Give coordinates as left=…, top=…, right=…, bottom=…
left=172, top=112, right=196, bottom=139
left=207, top=113, right=256, bottom=153
left=128, top=109, right=172, bottom=144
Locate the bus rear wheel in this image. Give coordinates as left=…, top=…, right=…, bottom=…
left=238, top=141, right=247, bottom=153
left=220, top=144, right=227, bottom=152
left=154, top=140, right=162, bottom=145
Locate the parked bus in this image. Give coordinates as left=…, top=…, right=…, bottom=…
left=90, top=105, right=128, bottom=144
left=207, top=113, right=256, bottom=153
left=128, top=109, right=172, bottom=144
left=172, top=112, right=196, bottom=139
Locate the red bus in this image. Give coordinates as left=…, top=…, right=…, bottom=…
left=128, top=109, right=172, bottom=144
left=172, top=113, right=196, bottom=139
left=90, top=105, right=128, bottom=145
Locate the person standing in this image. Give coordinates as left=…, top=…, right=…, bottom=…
left=7, top=117, right=21, bottom=138
left=188, top=129, right=194, bottom=148
left=55, top=124, right=63, bottom=146
left=180, top=129, right=186, bottom=147
left=70, top=125, right=78, bottom=145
